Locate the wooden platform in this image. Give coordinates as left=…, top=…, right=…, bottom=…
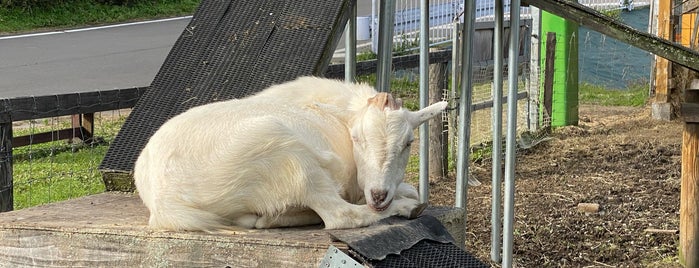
left=0, top=192, right=465, bottom=267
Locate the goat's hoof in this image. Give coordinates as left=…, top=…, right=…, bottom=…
left=409, top=203, right=428, bottom=219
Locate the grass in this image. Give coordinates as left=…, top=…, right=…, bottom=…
left=13, top=144, right=107, bottom=210
left=12, top=115, right=125, bottom=210
left=579, top=81, right=649, bottom=107
left=0, top=0, right=200, bottom=34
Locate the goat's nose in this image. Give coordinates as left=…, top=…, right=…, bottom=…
left=371, top=189, right=388, bottom=204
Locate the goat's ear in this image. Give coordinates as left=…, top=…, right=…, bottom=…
left=368, top=92, right=401, bottom=110
left=408, top=101, right=448, bottom=128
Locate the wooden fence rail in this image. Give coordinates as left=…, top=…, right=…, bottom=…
left=0, top=87, right=147, bottom=212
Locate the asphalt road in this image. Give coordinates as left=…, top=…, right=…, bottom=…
left=0, top=1, right=373, bottom=99
left=0, top=18, right=189, bottom=99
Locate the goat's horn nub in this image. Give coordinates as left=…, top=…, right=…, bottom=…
left=368, top=92, right=400, bottom=110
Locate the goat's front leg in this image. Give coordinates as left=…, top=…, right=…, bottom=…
left=306, top=190, right=421, bottom=229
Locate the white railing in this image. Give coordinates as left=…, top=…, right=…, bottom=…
left=369, top=0, right=532, bottom=51
left=365, top=0, right=651, bottom=52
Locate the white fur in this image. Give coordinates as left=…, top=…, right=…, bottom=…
left=134, top=76, right=448, bottom=231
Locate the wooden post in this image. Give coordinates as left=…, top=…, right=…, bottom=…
left=652, top=0, right=674, bottom=120
left=429, top=61, right=448, bottom=181
left=655, top=0, right=672, bottom=102
left=681, top=79, right=699, bottom=267
left=72, top=113, right=94, bottom=142
left=0, top=122, right=12, bottom=212
left=82, top=113, right=95, bottom=142
left=542, top=32, right=556, bottom=131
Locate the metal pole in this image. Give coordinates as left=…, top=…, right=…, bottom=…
left=450, top=23, right=461, bottom=170
left=455, top=0, right=475, bottom=209
left=503, top=0, right=521, bottom=267
left=529, top=7, right=541, bottom=132
left=345, top=1, right=357, bottom=84
left=376, top=0, right=396, bottom=92
left=371, top=0, right=377, bottom=53
left=418, top=0, right=430, bottom=203
left=491, top=0, right=505, bottom=263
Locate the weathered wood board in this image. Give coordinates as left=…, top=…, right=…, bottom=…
left=0, top=192, right=464, bottom=267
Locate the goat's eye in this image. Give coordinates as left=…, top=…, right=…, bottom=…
left=406, top=140, right=413, bottom=148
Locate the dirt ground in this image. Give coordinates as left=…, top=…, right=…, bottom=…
left=428, top=104, right=683, bottom=267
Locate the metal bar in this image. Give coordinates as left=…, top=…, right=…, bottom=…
left=376, top=0, right=396, bottom=92
left=449, top=23, right=461, bottom=171
left=418, top=0, right=430, bottom=203
left=455, top=0, right=475, bottom=209
left=491, top=0, right=505, bottom=263
left=528, top=7, right=541, bottom=132
left=371, top=0, right=377, bottom=52
left=503, top=0, right=521, bottom=267
left=345, top=2, right=357, bottom=83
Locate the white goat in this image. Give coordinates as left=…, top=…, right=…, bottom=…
left=134, top=76, right=448, bottom=231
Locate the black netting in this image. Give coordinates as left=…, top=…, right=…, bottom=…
left=368, top=240, right=489, bottom=268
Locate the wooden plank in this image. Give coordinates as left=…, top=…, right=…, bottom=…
left=81, top=113, right=95, bottom=141
left=11, top=114, right=94, bottom=148
left=523, top=0, right=699, bottom=72
left=0, top=123, right=11, bottom=212
left=0, top=192, right=465, bottom=267
left=0, top=193, right=335, bottom=267
left=543, top=32, right=556, bottom=130
left=12, top=128, right=78, bottom=147
left=429, top=61, right=448, bottom=180
left=685, top=0, right=699, bottom=13
left=682, top=123, right=699, bottom=267
left=681, top=79, right=699, bottom=266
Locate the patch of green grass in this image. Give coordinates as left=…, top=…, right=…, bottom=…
left=0, top=0, right=200, bottom=33
left=12, top=116, right=125, bottom=209
left=356, top=51, right=377, bottom=62
left=601, top=9, right=622, bottom=20
left=579, top=82, right=649, bottom=107
left=13, top=144, right=108, bottom=209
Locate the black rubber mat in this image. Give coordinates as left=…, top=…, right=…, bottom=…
left=332, top=215, right=489, bottom=268
left=99, top=0, right=353, bottom=175
left=369, top=240, right=490, bottom=268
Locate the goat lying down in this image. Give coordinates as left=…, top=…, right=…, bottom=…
left=135, top=76, right=448, bottom=231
